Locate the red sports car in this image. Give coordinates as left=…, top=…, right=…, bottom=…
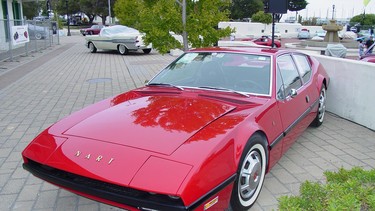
left=22, top=47, right=329, bottom=210
left=80, top=24, right=105, bottom=36
left=242, top=36, right=281, bottom=48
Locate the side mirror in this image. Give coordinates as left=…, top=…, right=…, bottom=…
left=289, top=89, right=297, bottom=98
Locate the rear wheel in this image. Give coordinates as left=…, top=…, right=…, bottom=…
left=311, top=85, right=326, bottom=127
left=89, top=43, right=97, bottom=53
left=88, top=31, right=93, bottom=35
left=143, top=48, right=152, bottom=54
left=118, top=44, right=128, bottom=55
left=35, top=33, right=42, bottom=40
left=230, top=133, right=267, bottom=210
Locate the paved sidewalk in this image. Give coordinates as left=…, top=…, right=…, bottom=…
left=0, top=35, right=374, bottom=211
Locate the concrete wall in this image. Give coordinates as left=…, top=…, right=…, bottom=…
left=219, top=22, right=303, bottom=38
left=311, top=54, right=375, bottom=130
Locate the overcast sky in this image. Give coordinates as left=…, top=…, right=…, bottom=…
left=284, top=0, right=374, bottom=19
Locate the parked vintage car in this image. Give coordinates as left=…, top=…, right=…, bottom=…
left=241, top=36, right=281, bottom=48
left=297, top=29, right=310, bottom=39
left=22, top=47, right=329, bottom=211
left=27, top=23, right=48, bottom=40
left=80, top=25, right=105, bottom=36
left=85, top=25, right=152, bottom=55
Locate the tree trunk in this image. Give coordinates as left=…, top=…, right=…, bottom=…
left=100, top=15, right=106, bottom=25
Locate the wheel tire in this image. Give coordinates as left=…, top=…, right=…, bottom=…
left=230, top=133, right=268, bottom=211
left=89, top=42, right=97, bottom=53
left=311, top=85, right=327, bottom=127
left=143, top=48, right=152, bottom=54
left=35, top=33, right=42, bottom=40
left=88, top=31, right=93, bottom=35
left=118, top=44, right=128, bottom=55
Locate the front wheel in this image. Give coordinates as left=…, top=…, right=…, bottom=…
left=230, top=133, right=268, bottom=211
left=89, top=42, right=97, bottom=53
left=311, top=85, right=326, bottom=127
left=35, top=33, right=42, bottom=40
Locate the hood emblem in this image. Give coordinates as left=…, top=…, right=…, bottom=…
left=75, top=151, right=114, bottom=165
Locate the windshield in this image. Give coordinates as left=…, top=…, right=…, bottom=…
left=149, top=52, right=272, bottom=95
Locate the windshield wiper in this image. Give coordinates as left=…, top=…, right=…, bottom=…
left=146, top=83, right=184, bottom=90
left=198, top=86, right=250, bottom=97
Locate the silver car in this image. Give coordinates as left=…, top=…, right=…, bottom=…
left=85, top=25, right=152, bottom=55
left=28, top=23, right=48, bottom=40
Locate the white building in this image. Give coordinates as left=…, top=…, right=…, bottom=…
left=0, top=0, right=34, bottom=50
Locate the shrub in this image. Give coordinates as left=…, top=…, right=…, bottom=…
left=278, top=167, right=375, bottom=211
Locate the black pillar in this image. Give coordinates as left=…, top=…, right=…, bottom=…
left=66, top=0, right=71, bottom=36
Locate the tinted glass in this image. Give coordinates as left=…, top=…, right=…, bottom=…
left=293, top=54, right=312, bottom=83
left=149, top=52, right=272, bottom=95
left=277, top=55, right=302, bottom=97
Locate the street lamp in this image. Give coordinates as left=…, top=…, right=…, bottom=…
left=66, top=0, right=71, bottom=36
left=108, top=0, right=111, bottom=24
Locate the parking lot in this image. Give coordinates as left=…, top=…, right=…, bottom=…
left=0, top=35, right=374, bottom=211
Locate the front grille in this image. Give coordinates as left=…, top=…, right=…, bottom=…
left=23, top=159, right=187, bottom=211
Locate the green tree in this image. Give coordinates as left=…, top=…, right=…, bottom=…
left=79, top=0, right=99, bottom=25
left=22, top=2, right=39, bottom=19
left=138, top=0, right=182, bottom=53
left=288, top=0, right=308, bottom=12
left=114, top=0, right=233, bottom=54
left=114, top=0, right=143, bottom=28
left=350, top=14, right=375, bottom=26
left=54, top=0, right=80, bottom=18
left=186, top=0, right=233, bottom=48
left=251, top=11, right=272, bottom=24
left=289, top=0, right=308, bottom=22
left=230, top=0, right=263, bottom=20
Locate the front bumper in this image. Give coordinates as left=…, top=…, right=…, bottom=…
left=23, top=159, right=188, bottom=211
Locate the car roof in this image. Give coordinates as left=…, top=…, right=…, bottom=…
left=188, top=46, right=292, bottom=56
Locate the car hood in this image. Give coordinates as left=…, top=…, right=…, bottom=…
left=63, top=95, right=236, bottom=155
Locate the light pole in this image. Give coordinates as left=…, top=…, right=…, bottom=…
left=66, top=0, right=71, bottom=36
left=175, top=0, right=188, bottom=51
left=108, top=0, right=111, bottom=24
left=332, top=4, right=335, bottom=20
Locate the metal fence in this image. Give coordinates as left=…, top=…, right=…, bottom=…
left=0, top=18, right=60, bottom=62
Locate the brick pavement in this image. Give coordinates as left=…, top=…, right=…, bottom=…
left=0, top=35, right=374, bottom=211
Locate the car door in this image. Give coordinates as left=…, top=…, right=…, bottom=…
left=275, top=54, right=313, bottom=154
left=94, top=29, right=112, bottom=49
left=292, top=53, right=319, bottom=112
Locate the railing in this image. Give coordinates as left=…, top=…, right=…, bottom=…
left=0, top=18, right=60, bottom=62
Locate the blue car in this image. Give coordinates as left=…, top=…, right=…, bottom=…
left=298, top=30, right=310, bottom=39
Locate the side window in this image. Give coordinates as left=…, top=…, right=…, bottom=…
left=293, top=54, right=312, bottom=83
left=276, top=66, right=285, bottom=99
left=276, top=55, right=302, bottom=97
left=101, top=29, right=109, bottom=36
